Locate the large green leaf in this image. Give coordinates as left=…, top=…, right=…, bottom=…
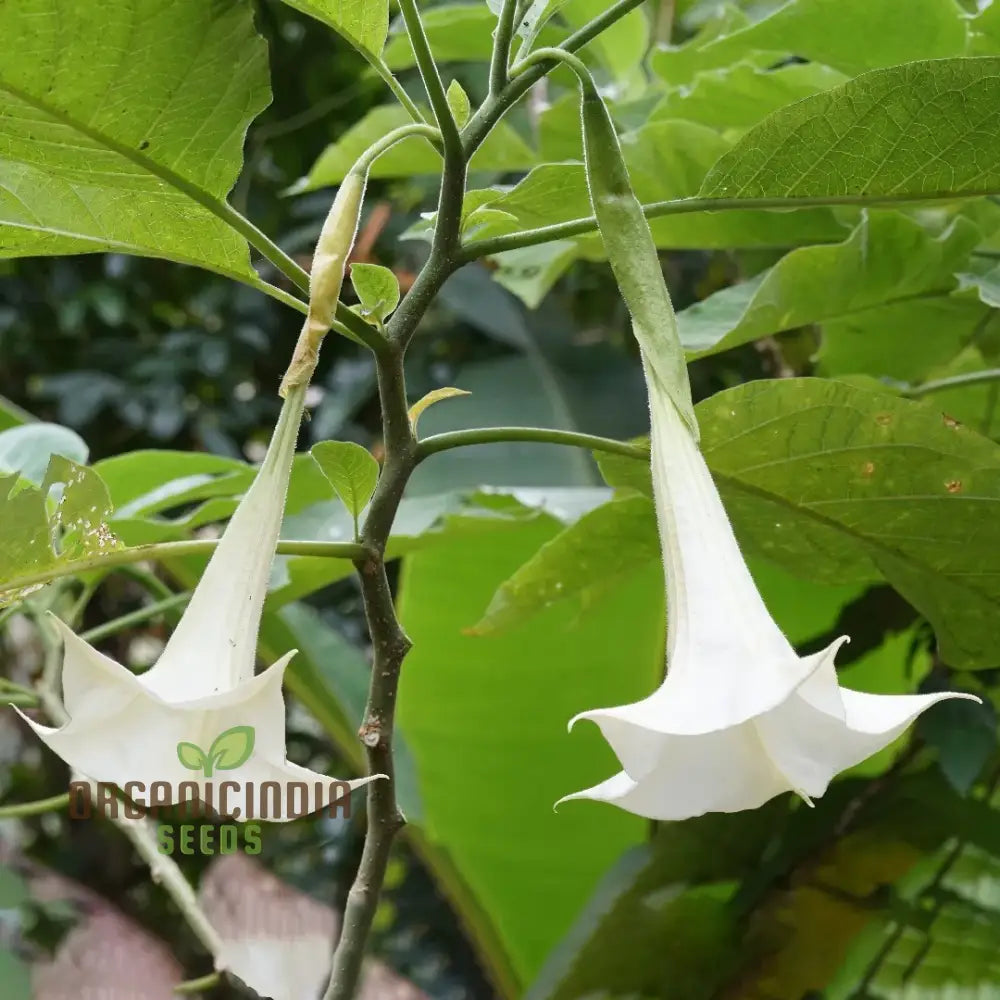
left=651, top=61, right=847, bottom=132
left=396, top=507, right=664, bottom=983
left=817, top=295, right=997, bottom=384
left=676, top=213, right=980, bottom=358
left=384, top=3, right=498, bottom=69
left=275, top=0, right=388, bottom=59
left=701, top=58, right=1000, bottom=203
left=827, top=811, right=1000, bottom=997
left=526, top=807, right=784, bottom=1000
left=470, top=495, right=658, bottom=634
left=650, top=5, right=786, bottom=86
left=560, top=0, right=648, bottom=86
left=0, top=0, right=269, bottom=278
left=465, top=122, right=846, bottom=251
left=691, top=0, right=967, bottom=77
left=293, top=105, right=536, bottom=188
left=700, top=378, right=1000, bottom=669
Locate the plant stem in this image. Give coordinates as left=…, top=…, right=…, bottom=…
left=0, top=793, right=70, bottom=818
left=173, top=972, right=222, bottom=995
left=458, top=191, right=1000, bottom=259
left=490, top=0, right=519, bottom=96
left=367, top=58, right=426, bottom=125
left=462, top=0, right=649, bottom=155
left=903, top=368, right=1000, bottom=398
left=416, top=426, right=649, bottom=461
left=326, top=8, right=649, bottom=995
left=79, top=591, right=191, bottom=644
left=396, top=0, right=462, bottom=163
left=1, top=539, right=366, bottom=601
left=323, top=344, right=415, bottom=1000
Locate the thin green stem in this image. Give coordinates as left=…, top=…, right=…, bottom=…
left=0, top=678, right=39, bottom=701
left=250, top=275, right=380, bottom=350
left=396, top=0, right=462, bottom=163
left=367, top=58, right=426, bottom=125
left=355, top=123, right=443, bottom=173
left=903, top=368, right=1000, bottom=398
left=2, top=539, right=366, bottom=601
left=116, top=564, right=177, bottom=601
left=252, top=276, right=308, bottom=314
left=0, top=793, right=70, bottom=818
left=462, top=0, right=649, bottom=155
left=460, top=192, right=1000, bottom=260
left=416, top=426, right=649, bottom=462
left=80, top=591, right=191, bottom=644
left=490, top=0, right=520, bottom=95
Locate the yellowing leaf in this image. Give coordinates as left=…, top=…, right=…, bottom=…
left=408, top=387, right=471, bottom=433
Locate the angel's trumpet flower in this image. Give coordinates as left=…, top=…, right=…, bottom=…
left=560, top=361, right=978, bottom=819
left=15, top=170, right=378, bottom=822
left=554, top=60, right=977, bottom=819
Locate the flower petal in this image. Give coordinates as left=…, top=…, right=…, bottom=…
left=148, top=386, right=307, bottom=699
left=758, top=682, right=981, bottom=798
left=19, top=644, right=380, bottom=821
left=47, top=613, right=140, bottom=717
left=558, top=722, right=793, bottom=820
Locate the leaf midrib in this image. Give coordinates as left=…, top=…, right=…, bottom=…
left=0, top=78, right=239, bottom=243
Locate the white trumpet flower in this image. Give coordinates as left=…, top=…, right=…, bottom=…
left=16, top=385, right=378, bottom=821
left=560, top=359, right=978, bottom=821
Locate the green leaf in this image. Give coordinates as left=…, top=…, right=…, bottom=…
left=0, top=455, right=119, bottom=607
left=676, top=213, right=980, bottom=359
left=595, top=439, right=651, bottom=497
left=651, top=60, right=847, bottom=132
left=827, top=831, right=1000, bottom=998
left=560, top=0, right=648, bottom=86
left=274, top=0, right=388, bottom=58
left=311, top=440, right=380, bottom=533
left=490, top=241, right=581, bottom=309
left=92, top=450, right=249, bottom=512
left=650, top=4, right=785, bottom=87
left=526, top=809, right=783, bottom=1000
left=517, top=0, right=572, bottom=51
left=209, top=725, right=256, bottom=771
left=699, top=377, right=1000, bottom=668
left=470, top=495, right=659, bottom=634
left=0, top=0, right=269, bottom=279
left=689, top=0, right=967, bottom=77
left=350, top=263, right=400, bottom=322
left=818, top=296, right=997, bottom=385
left=396, top=507, right=664, bottom=982
left=407, top=387, right=471, bottom=433
left=0, top=395, right=30, bottom=432
left=384, top=3, right=495, bottom=69
left=294, top=104, right=536, bottom=188
left=701, top=58, right=1000, bottom=203
left=446, top=79, right=471, bottom=129
left=0, top=423, right=87, bottom=483
left=176, top=741, right=207, bottom=772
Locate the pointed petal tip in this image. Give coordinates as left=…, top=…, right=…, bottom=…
left=553, top=789, right=586, bottom=812
left=566, top=708, right=602, bottom=733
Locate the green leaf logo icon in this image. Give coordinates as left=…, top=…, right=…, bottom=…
left=176, top=725, right=255, bottom=777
